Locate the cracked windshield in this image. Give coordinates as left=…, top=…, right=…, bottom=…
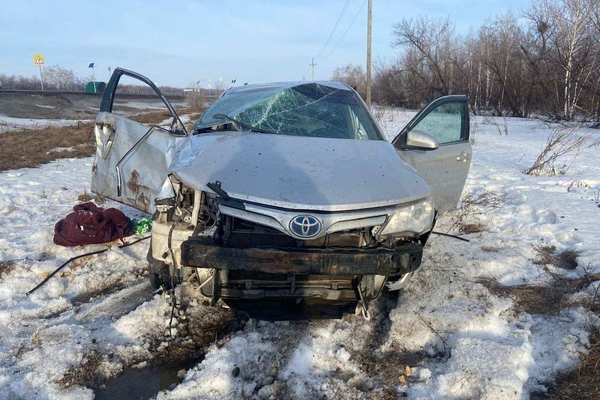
left=194, top=83, right=382, bottom=140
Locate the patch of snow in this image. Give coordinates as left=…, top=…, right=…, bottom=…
left=0, top=116, right=89, bottom=134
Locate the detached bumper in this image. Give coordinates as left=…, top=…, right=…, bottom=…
left=180, top=239, right=423, bottom=276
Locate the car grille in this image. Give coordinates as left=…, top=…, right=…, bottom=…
left=222, top=216, right=371, bottom=249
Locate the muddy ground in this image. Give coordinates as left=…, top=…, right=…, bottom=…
left=0, top=102, right=200, bottom=172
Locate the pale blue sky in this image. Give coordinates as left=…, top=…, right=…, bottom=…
left=1, top=0, right=529, bottom=87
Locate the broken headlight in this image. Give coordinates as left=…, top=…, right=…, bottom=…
left=378, top=197, right=434, bottom=237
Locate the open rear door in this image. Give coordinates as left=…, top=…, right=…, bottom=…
left=392, top=95, right=471, bottom=212
left=91, top=68, right=188, bottom=213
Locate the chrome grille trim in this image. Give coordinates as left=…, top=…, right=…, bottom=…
left=219, top=202, right=395, bottom=240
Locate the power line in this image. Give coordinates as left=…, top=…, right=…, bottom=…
left=314, top=0, right=352, bottom=60
left=322, top=0, right=367, bottom=60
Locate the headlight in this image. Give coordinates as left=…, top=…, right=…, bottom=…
left=378, top=197, right=434, bottom=236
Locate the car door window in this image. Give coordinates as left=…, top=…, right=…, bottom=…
left=410, top=101, right=465, bottom=144
left=111, top=75, right=172, bottom=126
left=392, top=95, right=471, bottom=212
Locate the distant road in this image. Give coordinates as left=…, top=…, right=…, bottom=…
left=0, top=89, right=185, bottom=101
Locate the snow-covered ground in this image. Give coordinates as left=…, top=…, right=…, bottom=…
left=0, top=111, right=599, bottom=399
left=0, top=115, right=89, bottom=134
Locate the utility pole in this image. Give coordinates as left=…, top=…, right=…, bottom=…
left=366, top=0, right=373, bottom=108
left=89, top=63, right=96, bottom=93
left=309, top=58, right=317, bottom=81
left=38, top=64, right=45, bottom=91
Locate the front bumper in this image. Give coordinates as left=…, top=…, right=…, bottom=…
left=180, top=238, right=423, bottom=301
left=180, top=238, right=423, bottom=276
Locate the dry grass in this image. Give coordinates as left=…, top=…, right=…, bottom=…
left=130, top=109, right=173, bottom=125
left=459, top=223, right=486, bottom=234
left=542, top=329, right=600, bottom=399
left=0, top=260, right=17, bottom=279
left=0, top=122, right=96, bottom=171
left=492, top=116, right=509, bottom=136
left=533, top=245, right=579, bottom=270
left=540, top=262, right=600, bottom=399
left=185, top=92, right=206, bottom=113
left=480, top=245, right=501, bottom=253
left=525, top=127, right=585, bottom=176
left=480, top=273, right=600, bottom=316
left=56, top=351, right=104, bottom=388
left=481, top=279, right=568, bottom=315
left=77, top=190, right=105, bottom=204
left=0, top=110, right=189, bottom=172
left=183, top=112, right=203, bottom=132
left=449, top=191, right=504, bottom=234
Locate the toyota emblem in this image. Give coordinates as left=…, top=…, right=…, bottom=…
left=289, top=215, right=322, bottom=238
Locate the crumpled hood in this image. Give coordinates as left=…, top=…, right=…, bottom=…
left=170, top=132, right=431, bottom=211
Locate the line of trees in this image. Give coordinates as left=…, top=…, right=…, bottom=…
left=334, top=0, right=600, bottom=121
left=0, top=66, right=183, bottom=96
left=0, top=66, right=86, bottom=91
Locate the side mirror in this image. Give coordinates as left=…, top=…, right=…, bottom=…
left=406, top=131, right=439, bottom=150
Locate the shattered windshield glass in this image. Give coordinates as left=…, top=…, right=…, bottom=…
left=194, top=83, right=383, bottom=140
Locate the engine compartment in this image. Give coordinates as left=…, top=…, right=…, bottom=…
left=149, top=178, right=427, bottom=305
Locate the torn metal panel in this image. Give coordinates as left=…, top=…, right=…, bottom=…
left=91, top=114, right=182, bottom=213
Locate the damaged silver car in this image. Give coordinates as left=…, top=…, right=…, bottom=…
left=91, top=68, right=471, bottom=312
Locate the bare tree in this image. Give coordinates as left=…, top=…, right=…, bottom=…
left=43, top=66, right=83, bottom=91
left=356, top=0, right=600, bottom=122
left=1, top=66, right=84, bottom=91
left=372, top=62, right=406, bottom=106
left=332, top=65, right=367, bottom=99
left=393, top=17, right=457, bottom=99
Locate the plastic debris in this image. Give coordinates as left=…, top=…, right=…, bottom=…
left=133, top=217, right=153, bottom=235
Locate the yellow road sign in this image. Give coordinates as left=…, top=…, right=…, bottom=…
left=32, top=53, right=45, bottom=65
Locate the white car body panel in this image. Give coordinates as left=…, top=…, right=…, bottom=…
left=170, top=131, right=431, bottom=211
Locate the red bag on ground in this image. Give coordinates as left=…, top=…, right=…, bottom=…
left=53, top=202, right=131, bottom=247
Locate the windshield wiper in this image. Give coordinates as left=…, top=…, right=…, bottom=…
left=212, top=113, right=275, bottom=134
